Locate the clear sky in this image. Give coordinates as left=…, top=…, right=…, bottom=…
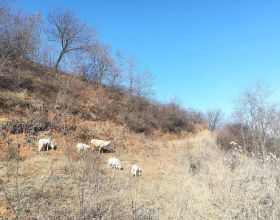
left=14, top=0, right=280, bottom=114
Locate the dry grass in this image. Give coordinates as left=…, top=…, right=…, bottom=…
left=1, top=130, right=280, bottom=219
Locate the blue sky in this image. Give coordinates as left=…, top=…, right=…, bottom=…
left=14, top=0, right=280, bottom=114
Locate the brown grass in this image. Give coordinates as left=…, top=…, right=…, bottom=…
left=1, top=64, right=277, bottom=219
left=1, top=130, right=280, bottom=219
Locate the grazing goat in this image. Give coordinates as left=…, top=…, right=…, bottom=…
left=90, top=139, right=111, bottom=153
left=131, top=164, right=142, bottom=176
left=76, top=143, right=91, bottom=152
left=38, top=139, right=56, bottom=151
left=108, top=158, right=123, bottom=170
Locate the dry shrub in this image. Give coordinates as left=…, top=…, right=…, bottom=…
left=91, top=99, right=121, bottom=121
left=223, top=153, right=240, bottom=171
left=70, top=107, right=93, bottom=120
left=131, top=201, right=158, bottom=220
left=0, top=94, right=32, bottom=109
left=123, top=97, right=154, bottom=133
left=75, top=127, right=92, bottom=142
left=189, top=157, right=201, bottom=175
left=90, top=86, right=203, bottom=134
left=219, top=85, right=280, bottom=158
left=0, top=74, right=16, bottom=91
left=154, top=103, right=202, bottom=133
left=159, top=112, right=192, bottom=133
left=217, top=121, right=278, bottom=155
left=125, top=112, right=153, bottom=133
left=217, top=123, right=244, bottom=151
left=2, top=120, right=24, bottom=134
left=26, top=114, right=51, bottom=135
left=2, top=110, right=51, bottom=136
left=156, top=102, right=186, bottom=133
left=124, top=98, right=201, bottom=134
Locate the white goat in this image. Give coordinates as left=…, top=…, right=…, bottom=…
left=38, top=138, right=56, bottom=151
left=131, top=164, right=142, bottom=176
left=76, top=143, right=91, bottom=152
left=108, top=158, right=123, bottom=170
left=90, top=139, right=111, bottom=153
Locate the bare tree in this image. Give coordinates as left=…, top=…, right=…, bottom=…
left=109, top=50, right=124, bottom=86
left=127, top=57, right=138, bottom=95
left=46, top=9, right=93, bottom=70
left=233, top=84, right=280, bottom=156
left=0, top=5, right=41, bottom=68
left=205, top=109, right=223, bottom=131
left=82, top=42, right=115, bottom=84
left=134, top=69, right=153, bottom=98
left=126, top=57, right=153, bottom=98
left=77, top=42, right=126, bottom=87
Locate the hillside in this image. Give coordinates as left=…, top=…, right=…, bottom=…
left=0, top=64, right=280, bottom=219
left=1, top=64, right=280, bottom=219
left=0, top=62, right=196, bottom=155
left=0, top=62, right=204, bottom=133
left=2, top=2, right=280, bottom=219
left=0, top=62, right=202, bottom=218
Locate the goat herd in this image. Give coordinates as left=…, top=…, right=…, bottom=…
left=37, top=138, right=142, bottom=177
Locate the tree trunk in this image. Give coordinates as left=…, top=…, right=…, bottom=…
left=55, top=50, right=65, bottom=70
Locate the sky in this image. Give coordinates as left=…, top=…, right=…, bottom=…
left=13, top=0, right=280, bottom=114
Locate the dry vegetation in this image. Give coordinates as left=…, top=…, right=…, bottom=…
left=1, top=2, right=280, bottom=219
left=0, top=62, right=203, bottom=135
left=2, top=129, right=280, bottom=219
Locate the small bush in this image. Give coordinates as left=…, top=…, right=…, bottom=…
left=125, top=113, right=151, bottom=133
left=5, top=96, right=31, bottom=108
left=3, top=120, right=25, bottom=134
left=217, top=123, right=246, bottom=151
left=133, top=202, right=158, bottom=220
left=71, top=107, right=93, bottom=120
left=154, top=103, right=197, bottom=133
left=189, top=157, right=201, bottom=175
left=26, top=115, right=51, bottom=134
left=2, top=114, right=51, bottom=135
left=75, top=127, right=92, bottom=142
left=161, top=115, right=189, bottom=133
left=223, top=153, right=240, bottom=171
